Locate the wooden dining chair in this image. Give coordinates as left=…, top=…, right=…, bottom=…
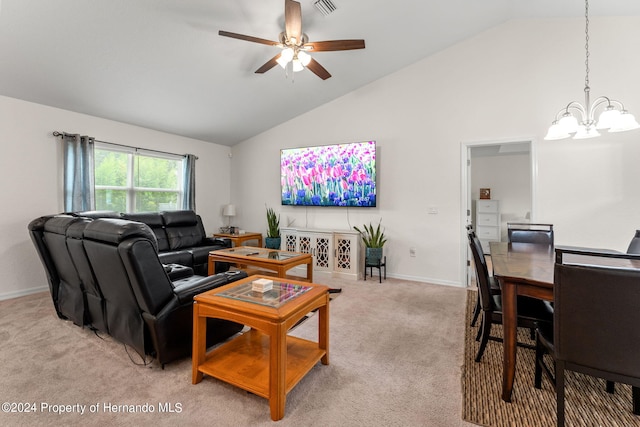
left=468, top=229, right=553, bottom=362
left=467, top=225, right=480, bottom=326
left=466, top=226, right=499, bottom=327
left=535, top=248, right=640, bottom=426
left=507, top=223, right=554, bottom=246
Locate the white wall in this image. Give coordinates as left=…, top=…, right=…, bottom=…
left=3, top=16, right=640, bottom=298
left=471, top=153, right=532, bottom=241
left=0, top=95, right=233, bottom=299
left=230, top=16, right=640, bottom=286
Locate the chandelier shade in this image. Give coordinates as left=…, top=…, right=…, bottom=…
left=544, top=0, right=640, bottom=141
left=610, top=111, right=640, bottom=132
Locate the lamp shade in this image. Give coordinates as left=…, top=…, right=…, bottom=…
left=595, top=106, right=621, bottom=129
left=277, top=48, right=294, bottom=68
left=222, top=204, right=236, bottom=217
left=573, top=125, right=600, bottom=139
left=609, top=111, right=640, bottom=132
left=292, top=59, right=304, bottom=72
left=297, top=50, right=311, bottom=66
left=558, top=114, right=579, bottom=134
left=544, top=122, right=570, bottom=140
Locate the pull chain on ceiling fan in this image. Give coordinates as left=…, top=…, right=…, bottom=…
left=219, top=0, right=365, bottom=80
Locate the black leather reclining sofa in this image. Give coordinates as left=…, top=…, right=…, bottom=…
left=28, top=210, right=247, bottom=366
left=78, top=209, right=229, bottom=276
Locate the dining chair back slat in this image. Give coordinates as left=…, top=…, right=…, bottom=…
left=507, top=223, right=554, bottom=246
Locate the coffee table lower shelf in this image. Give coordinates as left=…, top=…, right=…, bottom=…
left=196, top=329, right=326, bottom=398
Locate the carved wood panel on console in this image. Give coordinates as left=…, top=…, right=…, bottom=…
left=280, top=228, right=361, bottom=280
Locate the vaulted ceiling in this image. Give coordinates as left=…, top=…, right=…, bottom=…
left=1, top=0, right=639, bottom=146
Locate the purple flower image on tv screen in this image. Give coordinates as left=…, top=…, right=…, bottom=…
left=281, top=141, right=376, bottom=207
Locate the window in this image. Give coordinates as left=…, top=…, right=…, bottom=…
left=94, top=144, right=184, bottom=212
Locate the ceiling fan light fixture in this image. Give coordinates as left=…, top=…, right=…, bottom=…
left=219, top=0, right=364, bottom=80
left=282, top=48, right=294, bottom=62
left=292, top=59, right=304, bottom=72
left=297, top=50, right=311, bottom=66
left=277, top=48, right=295, bottom=68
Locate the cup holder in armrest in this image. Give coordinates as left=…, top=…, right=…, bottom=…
left=162, top=263, right=194, bottom=281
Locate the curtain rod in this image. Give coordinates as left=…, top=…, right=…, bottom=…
left=52, top=131, right=197, bottom=159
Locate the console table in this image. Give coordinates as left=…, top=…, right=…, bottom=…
left=214, top=232, right=263, bottom=248
left=281, top=227, right=362, bottom=280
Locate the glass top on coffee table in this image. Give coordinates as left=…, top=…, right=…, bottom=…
left=219, top=247, right=302, bottom=261
left=217, top=278, right=312, bottom=308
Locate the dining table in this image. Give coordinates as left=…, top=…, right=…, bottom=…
left=489, top=241, right=555, bottom=402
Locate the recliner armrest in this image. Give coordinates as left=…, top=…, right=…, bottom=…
left=171, top=273, right=230, bottom=304
left=163, top=264, right=194, bottom=281
left=201, top=237, right=231, bottom=248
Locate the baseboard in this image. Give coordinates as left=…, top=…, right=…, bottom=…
left=0, top=285, right=48, bottom=301
left=292, top=267, right=464, bottom=288
left=385, top=272, right=464, bottom=288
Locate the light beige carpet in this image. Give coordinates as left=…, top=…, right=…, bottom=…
left=0, top=277, right=471, bottom=427
left=462, top=290, right=640, bottom=427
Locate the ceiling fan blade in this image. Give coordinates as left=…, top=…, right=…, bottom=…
left=304, top=40, right=366, bottom=52
left=219, top=30, right=279, bottom=47
left=255, top=54, right=281, bottom=74
left=306, top=58, right=331, bottom=80
left=285, top=0, right=302, bottom=43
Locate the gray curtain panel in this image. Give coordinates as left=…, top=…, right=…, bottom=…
left=182, top=153, right=196, bottom=211
left=63, top=133, right=95, bottom=212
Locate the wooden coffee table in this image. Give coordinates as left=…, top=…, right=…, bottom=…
left=208, top=246, right=313, bottom=282
left=192, top=275, right=330, bottom=421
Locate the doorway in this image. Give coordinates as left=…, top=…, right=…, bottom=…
left=460, top=139, right=537, bottom=287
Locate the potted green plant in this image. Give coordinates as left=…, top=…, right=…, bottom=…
left=354, top=219, right=387, bottom=264
left=265, top=207, right=281, bottom=249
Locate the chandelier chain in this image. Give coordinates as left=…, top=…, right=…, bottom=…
left=584, top=0, right=590, bottom=90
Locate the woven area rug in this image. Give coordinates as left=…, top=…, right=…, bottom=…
left=461, top=290, right=640, bottom=427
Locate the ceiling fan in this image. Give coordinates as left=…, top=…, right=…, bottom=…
left=219, top=0, right=365, bottom=80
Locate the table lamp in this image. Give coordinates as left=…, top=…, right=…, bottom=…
left=222, top=204, right=236, bottom=233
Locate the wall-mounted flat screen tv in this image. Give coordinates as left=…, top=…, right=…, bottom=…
left=281, top=140, right=376, bottom=207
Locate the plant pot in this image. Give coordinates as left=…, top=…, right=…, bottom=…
left=265, top=237, right=281, bottom=250
left=365, top=247, right=383, bottom=265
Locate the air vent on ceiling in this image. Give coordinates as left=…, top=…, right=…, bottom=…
left=314, top=0, right=337, bottom=16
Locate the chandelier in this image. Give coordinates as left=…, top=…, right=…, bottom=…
left=544, top=0, right=639, bottom=140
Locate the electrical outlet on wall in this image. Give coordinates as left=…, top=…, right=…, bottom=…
left=409, top=247, right=416, bottom=257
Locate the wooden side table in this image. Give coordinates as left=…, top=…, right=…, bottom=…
left=214, top=232, right=263, bottom=248
left=192, top=275, right=329, bottom=421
